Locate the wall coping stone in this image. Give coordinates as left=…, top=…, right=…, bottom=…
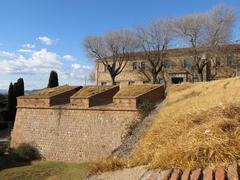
left=113, top=85, right=164, bottom=99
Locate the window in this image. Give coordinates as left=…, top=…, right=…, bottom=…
left=132, top=62, right=137, bottom=70
left=183, top=59, right=193, bottom=68
left=216, top=57, right=221, bottom=66
left=128, top=81, right=135, bottom=85
left=163, top=59, right=171, bottom=69
left=143, top=80, right=150, bottom=84
left=227, top=55, right=233, bottom=66
left=104, top=64, right=108, bottom=72
left=159, top=79, right=164, bottom=84
left=140, top=62, right=145, bottom=70
left=101, top=82, right=107, bottom=86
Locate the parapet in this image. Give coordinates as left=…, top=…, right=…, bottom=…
left=18, top=85, right=82, bottom=108
left=17, top=84, right=165, bottom=110
left=70, top=85, right=119, bottom=108
left=113, top=85, right=165, bottom=110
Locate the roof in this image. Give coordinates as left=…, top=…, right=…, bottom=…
left=71, top=85, right=116, bottom=98
left=97, top=44, right=240, bottom=61
left=19, top=85, right=80, bottom=98
left=114, top=84, right=161, bottom=98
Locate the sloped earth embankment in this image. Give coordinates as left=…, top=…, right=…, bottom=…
left=112, top=99, right=166, bottom=159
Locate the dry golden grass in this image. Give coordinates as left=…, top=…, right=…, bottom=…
left=115, top=85, right=160, bottom=97
left=89, top=158, right=125, bottom=174
left=72, top=86, right=113, bottom=98
left=128, top=77, right=240, bottom=170
left=29, top=85, right=78, bottom=97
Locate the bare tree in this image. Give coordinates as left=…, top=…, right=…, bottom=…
left=203, top=5, right=236, bottom=80
left=89, top=71, right=95, bottom=83
left=174, top=5, right=236, bottom=82
left=136, top=19, right=174, bottom=86
left=174, top=13, right=207, bottom=81
left=84, top=29, right=138, bottom=85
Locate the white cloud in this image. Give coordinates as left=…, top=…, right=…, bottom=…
left=70, top=63, right=92, bottom=80
left=0, top=49, right=62, bottom=74
left=63, top=54, right=76, bottom=61
left=0, top=48, right=93, bottom=89
left=0, top=50, right=17, bottom=59
left=18, top=49, right=33, bottom=53
left=37, top=36, right=55, bottom=45
left=72, top=64, right=81, bottom=69
left=22, top=43, right=35, bottom=49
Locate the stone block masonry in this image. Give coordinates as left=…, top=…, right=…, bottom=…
left=11, top=84, right=164, bottom=162
left=11, top=107, right=138, bottom=162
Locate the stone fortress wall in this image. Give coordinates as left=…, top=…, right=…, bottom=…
left=11, top=85, right=165, bottom=162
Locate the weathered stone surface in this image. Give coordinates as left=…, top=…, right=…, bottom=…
left=203, top=167, right=213, bottom=180
left=215, top=168, right=226, bottom=180
left=169, top=169, right=181, bottom=180
left=227, top=161, right=239, bottom=180
left=11, top=107, right=138, bottom=162
left=190, top=168, right=202, bottom=180
left=161, top=169, right=172, bottom=180
left=147, top=172, right=160, bottom=180
left=181, top=169, right=191, bottom=180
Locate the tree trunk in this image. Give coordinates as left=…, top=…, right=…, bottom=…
left=161, top=71, right=168, bottom=89
left=206, top=60, right=211, bottom=81
left=152, top=71, right=158, bottom=84
left=197, top=71, right=204, bottom=82
left=110, top=75, right=116, bottom=85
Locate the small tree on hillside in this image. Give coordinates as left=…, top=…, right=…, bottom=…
left=47, top=71, right=59, bottom=88
left=84, top=29, right=138, bottom=85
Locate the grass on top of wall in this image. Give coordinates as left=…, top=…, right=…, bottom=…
left=128, top=77, right=240, bottom=170
left=115, top=84, right=160, bottom=97
left=0, top=161, right=90, bottom=180
left=72, top=86, right=112, bottom=98
left=29, top=85, right=78, bottom=97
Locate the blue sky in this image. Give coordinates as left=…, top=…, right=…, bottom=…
left=0, top=0, right=239, bottom=90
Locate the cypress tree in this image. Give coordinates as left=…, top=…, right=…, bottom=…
left=17, top=78, right=24, bottom=96
left=12, top=82, right=18, bottom=124
left=7, top=83, right=15, bottom=122
left=47, top=71, right=59, bottom=88
left=7, top=78, right=24, bottom=124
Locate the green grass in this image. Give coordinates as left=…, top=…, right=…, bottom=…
left=0, top=161, right=90, bottom=180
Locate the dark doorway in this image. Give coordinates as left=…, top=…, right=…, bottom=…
left=171, top=77, right=184, bottom=84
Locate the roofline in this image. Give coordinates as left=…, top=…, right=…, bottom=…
left=95, top=43, right=240, bottom=62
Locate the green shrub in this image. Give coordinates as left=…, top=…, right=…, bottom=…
left=138, top=101, right=155, bottom=120
left=126, top=120, right=139, bottom=136
left=10, top=143, right=41, bottom=162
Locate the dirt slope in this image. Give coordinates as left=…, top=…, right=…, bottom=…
left=129, top=77, right=240, bottom=169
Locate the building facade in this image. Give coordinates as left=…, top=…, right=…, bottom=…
left=95, top=44, right=240, bottom=86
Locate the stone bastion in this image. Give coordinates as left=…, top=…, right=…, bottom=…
left=11, top=84, right=165, bottom=162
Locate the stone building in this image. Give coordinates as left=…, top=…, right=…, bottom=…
left=96, top=44, right=240, bottom=86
